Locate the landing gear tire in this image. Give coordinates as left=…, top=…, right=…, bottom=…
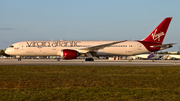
left=85, top=58, right=94, bottom=61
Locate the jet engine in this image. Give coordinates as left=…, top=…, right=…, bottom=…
left=61, top=49, right=79, bottom=59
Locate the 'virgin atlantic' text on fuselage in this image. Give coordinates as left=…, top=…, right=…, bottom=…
left=26, top=41, right=81, bottom=48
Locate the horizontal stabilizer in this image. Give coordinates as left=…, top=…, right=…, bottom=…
left=150, top=43, right=177, bottom=49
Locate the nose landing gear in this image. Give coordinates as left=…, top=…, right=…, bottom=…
left=18, top=58, right=21, bottom=61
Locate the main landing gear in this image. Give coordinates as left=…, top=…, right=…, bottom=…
left=85, top=52, right=94, bottom=61
left=85, top=58, right=94, bottom=61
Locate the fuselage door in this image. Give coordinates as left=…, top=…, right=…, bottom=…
left=137, top=43, right=141, bottom=50
left=19, top=44, right=24, bottom=50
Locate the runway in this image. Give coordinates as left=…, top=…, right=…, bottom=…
left=0, top=59, right=180, bottom=66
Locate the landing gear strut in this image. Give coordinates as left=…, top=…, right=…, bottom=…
left=16, top=56, right=21, bottom=61
left=85, top=58, right=94, bottom=61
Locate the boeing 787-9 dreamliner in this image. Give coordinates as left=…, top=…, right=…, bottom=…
left=5, top=17, right=176, bottom=61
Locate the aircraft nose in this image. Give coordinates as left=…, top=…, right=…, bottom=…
left=5, top=48, right=11, bottom=55
left=5, top=49, right=9, bottom=54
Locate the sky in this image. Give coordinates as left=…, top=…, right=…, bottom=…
left=0, top=0, right=180, bottom=51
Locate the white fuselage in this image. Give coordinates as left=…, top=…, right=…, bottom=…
left=5, top=40, right=150, bottom=57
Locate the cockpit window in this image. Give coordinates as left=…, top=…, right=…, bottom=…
left=9, top=45, right=14, bottom=48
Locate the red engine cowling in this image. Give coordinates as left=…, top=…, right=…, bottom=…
left=61, top=49, right=79, bottom=59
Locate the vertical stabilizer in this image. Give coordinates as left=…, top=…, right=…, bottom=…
left=147, top=52, right=155, bottom=58
left=142, top=17, right=172, bottom=43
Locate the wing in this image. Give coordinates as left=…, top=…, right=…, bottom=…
left=76, top=40, right=126, bottom=53
left=150, top=43, right=177, bottom=49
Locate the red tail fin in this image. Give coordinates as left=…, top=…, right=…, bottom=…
left=142, top=17, right=172, bottom=43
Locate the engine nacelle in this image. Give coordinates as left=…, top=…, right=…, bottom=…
left=61, top=49, right=79, bottom=59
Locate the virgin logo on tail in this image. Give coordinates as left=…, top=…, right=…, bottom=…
left=151, top=29, right=165, bottom=41
left=142, top=17, right=172, bottom=43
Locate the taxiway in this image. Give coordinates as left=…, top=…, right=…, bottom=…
left=0, top=59, right=180, bottom=66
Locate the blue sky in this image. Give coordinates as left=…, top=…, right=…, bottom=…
left=0, top=0, right=180, bottom=51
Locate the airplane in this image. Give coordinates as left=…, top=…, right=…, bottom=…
left=5, top=17, right=176, bottom=61
left=134, top=52, right=155, bottom=60
left=134, top=52, right=164, bottom=60
left=163, top=54, right=180, bottom=60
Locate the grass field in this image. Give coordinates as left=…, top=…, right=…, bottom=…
left=0, top=65, right=180, bottom=101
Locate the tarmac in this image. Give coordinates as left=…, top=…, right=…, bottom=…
left=0, top=59, right=180, bottom=66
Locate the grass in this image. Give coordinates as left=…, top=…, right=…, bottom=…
left=0, top=65, right=180, bottom=100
